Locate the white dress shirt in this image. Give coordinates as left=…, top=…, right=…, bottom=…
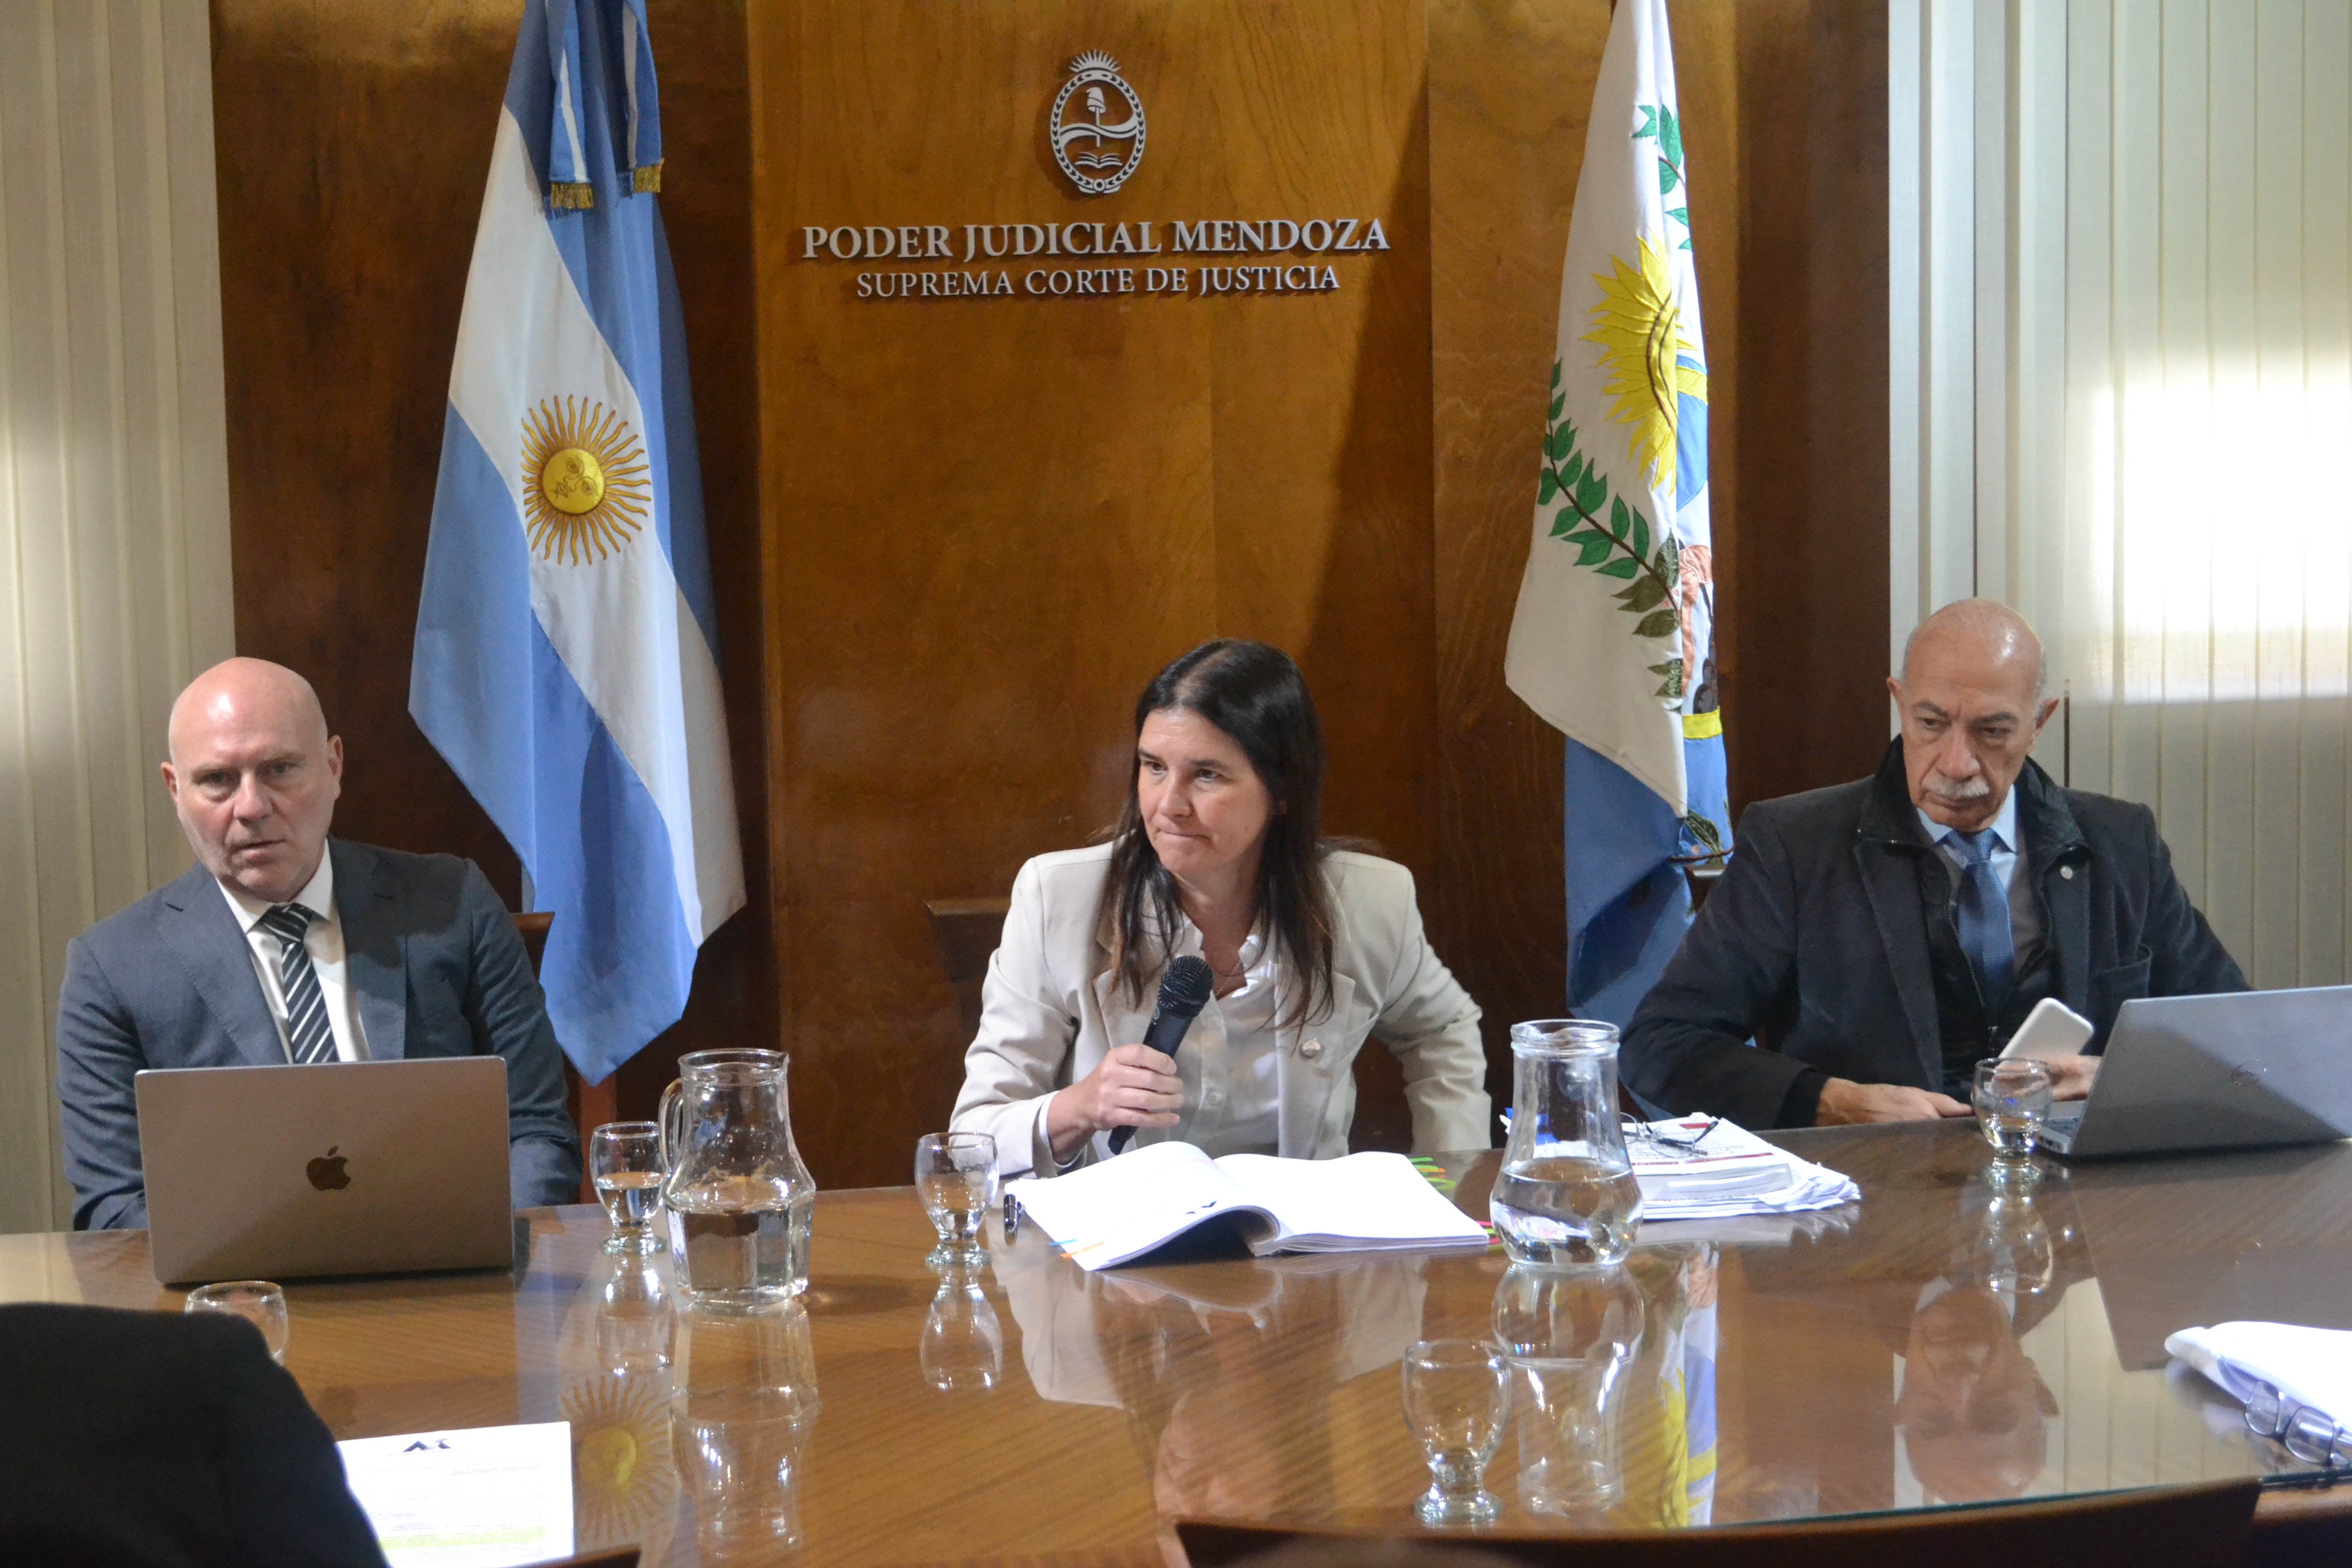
left=215, top=854, right=371, bottom=1063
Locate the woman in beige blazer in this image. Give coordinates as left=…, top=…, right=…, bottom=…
left=950, top=641, right=1491, bottom=1176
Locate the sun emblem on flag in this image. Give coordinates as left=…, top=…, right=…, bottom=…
left=1582, top=234, right=1708, bottom=497
left=562, top=1375, right=672, bottom=1542
left=521, top=397, right=650, bottom=564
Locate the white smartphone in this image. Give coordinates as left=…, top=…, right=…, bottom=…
left=1999, top=996, right=2095, bottom=1062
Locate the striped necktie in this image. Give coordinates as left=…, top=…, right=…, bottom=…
left=257, top=903, right=336, bottom=1064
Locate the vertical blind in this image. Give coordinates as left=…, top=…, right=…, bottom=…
left=1894, top=0, right=2352, bottom=990
left=0, top=0, right=233, bottom=1234
left=2057, top=1, right=2352, bottom=989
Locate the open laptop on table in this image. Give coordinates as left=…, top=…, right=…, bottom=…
left=2041, top=985, right=2352, bottom=1158
left=136, top=1056, right=514, bottom=1285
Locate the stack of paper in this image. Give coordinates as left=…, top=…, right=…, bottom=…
left=1626, top=1118, right=1860, bottom=1221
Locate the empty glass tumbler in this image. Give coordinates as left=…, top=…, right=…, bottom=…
left=1490, top=1020, right=1645, bottom=1267
left=659, top=1049, right=818, bottom=1310
left=1400, top=1339, right=1513, bottom=1525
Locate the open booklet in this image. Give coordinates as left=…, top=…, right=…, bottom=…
left=1007, top=1142, right=1491, bottom=1271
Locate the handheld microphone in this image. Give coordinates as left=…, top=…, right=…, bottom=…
left=1108, top=955, right=1215, bottom=1154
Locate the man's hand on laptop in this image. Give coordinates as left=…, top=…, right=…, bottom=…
left=1816, top=1079, right=1971, bottom=1125
left=2045, top=1055, right=2100, bottom=1100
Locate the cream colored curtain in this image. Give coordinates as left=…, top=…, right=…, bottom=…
left=1893, top=0, right=2352, bottom=989
left=0, top=0, right=233, bottom=1233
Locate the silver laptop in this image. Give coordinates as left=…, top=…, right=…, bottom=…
left=137, top=1056, right=514, bottom=1285
left=2041, top=986, right=2352, bottom=1158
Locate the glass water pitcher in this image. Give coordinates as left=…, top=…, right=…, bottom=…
left=659, top=1049, right=817, bottom=1310
left=1490, top=1020, right=1644, bottom=1267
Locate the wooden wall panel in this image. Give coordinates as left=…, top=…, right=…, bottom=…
left=209, top=0, right=772, bottom=1100
left=205, top=0, right=1886, bottom=1190
left=1720, top=0, right=1892, bottom=808
left=750, top=0, right=1436, bottom=1186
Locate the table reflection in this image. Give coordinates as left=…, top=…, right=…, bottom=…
left=1738, top=1152, right=2089, bottom=1511
left=1896, top=1170, right=2071, bottom=1502
left=921, top=1261, right=1004, bottom=1390
left=552, top=1246, right=820, bottom=1565
left=671, top=1307, right=821, bottom=1561
left=997, top=1246, right=1425, bottom=1517
left=1491, top=1247, right=1718, bottom=1527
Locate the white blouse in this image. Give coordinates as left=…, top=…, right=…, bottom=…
left=1167, top=919, right=1282, bottom=1158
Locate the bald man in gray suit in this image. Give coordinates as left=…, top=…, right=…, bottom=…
left=53, top=658, right=579, bottom=1230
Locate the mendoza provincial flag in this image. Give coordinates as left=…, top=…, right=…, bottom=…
left=411, top=0, right=744, bottom=1084
left=1504, top=0, right=1728, bottom=1026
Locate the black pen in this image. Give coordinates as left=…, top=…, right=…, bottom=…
left=1002, top=1191, right=1020, bottom=1242
left=2259, top=1468, right=2345, bottom=1491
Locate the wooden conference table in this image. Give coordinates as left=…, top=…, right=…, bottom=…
left=3, top=1121, right=2348, bottom=1566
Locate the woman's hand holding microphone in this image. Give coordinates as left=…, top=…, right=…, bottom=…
left=1045, top=1045, right=1183, bottom=1160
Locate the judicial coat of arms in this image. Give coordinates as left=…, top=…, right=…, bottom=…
left=1050, top=52, right=1145, bottom=195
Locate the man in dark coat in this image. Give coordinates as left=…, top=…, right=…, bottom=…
left=1623, top=599, right=2246, bottom=1129
left=0, top=1303, right=387, bottom=1566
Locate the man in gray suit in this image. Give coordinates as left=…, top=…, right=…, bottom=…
left=54, top=658, right=580, bottom=1230
left=1623, top=599, right=2246, bottom=1129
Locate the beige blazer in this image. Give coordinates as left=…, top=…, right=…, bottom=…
left=949, top=843, right=1491, bottom=1175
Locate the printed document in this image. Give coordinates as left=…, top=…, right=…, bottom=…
left=336, top=1422, right=574, bottom=1568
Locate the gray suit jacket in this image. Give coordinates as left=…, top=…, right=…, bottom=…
left=1622, top=744, right=2249, bottom=1129
left=55, top=839, right=582, bottom=1229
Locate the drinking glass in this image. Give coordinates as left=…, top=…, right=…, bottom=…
left=184, top=1280, right=289, bottom=1364
left=915, top=1132, right=998, bottom=1267
left=591, top=1120, right=665, bottom=1255
left=919, top=1262, right=1004, bottom=1391
left=1973, top=1058, right=2053, bottom=1160
left=1400, top=1339, right=1512, bottom=1525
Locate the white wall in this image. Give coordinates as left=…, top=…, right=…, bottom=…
left=1891, top=0, right=2352, bottom=988
left=0, top=0, right=234, bottom=1233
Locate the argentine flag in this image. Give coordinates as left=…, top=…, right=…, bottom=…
left=1504, top=0, right=1729, bottom=1027
left=411, top=0, right=744, bottom=1085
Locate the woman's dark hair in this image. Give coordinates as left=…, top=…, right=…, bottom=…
left=1099, top=640, right=1338, bottom=1028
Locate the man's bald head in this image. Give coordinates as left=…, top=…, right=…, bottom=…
left=1888, top=600, right=2061, bottom=833
left=1901, top=599, right=2047, bottom=700
left=162, top=658, right=342, bottom=903
left=167, top=658, right=330, bottom=766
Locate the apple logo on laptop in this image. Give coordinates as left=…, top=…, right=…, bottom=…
left=306, top=1146, right=351, bottom=1192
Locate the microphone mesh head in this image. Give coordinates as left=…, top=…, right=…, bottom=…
left=1158, top=955, right=1214, bottom=1018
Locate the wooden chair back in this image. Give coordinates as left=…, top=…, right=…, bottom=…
left=512, top=911, right=613, bottom=1205
left=925, top=897, right=1010, bottom=1043
left=1177, top=1477, right=2260, bottom=1568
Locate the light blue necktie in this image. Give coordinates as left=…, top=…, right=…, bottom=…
left=1947, top=829, right=2016, bottom=1009
left=258, top=903, right=336, bottom=1064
